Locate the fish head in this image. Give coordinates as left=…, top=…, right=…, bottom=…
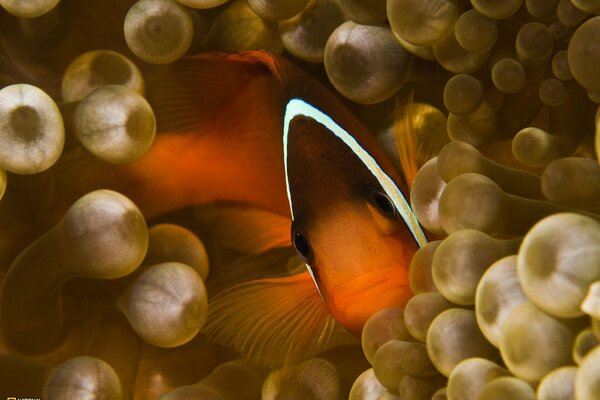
left=284, top=99, right=427, bottom=336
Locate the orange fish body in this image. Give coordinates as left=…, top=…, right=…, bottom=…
left=44, top=51, right=425, bottom=365
left=52, top=53, right=291, bottom=219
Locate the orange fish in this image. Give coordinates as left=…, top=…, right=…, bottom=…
left=48, top=51, right=427, bottom=366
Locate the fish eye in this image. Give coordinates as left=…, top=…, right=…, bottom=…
left=291, top=221, right=313, bottom=263
left=368, top=187, right=398, bottom=220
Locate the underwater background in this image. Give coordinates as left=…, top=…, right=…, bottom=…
left=0, top=0, right=600, bottom=399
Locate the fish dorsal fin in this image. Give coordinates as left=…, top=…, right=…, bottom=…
left=144, top=51, right=284, bottom=134
left=210, top=205, right=291, bottom=254
left=204, top=272, right=335, bottom=368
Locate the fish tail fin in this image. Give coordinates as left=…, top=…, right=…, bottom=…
left=204, top=272, right=336, bottom=368
left=394, top=91, right=420, bottom=190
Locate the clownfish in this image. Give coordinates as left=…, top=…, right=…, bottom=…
left=46, top=51, right=427, bottom=366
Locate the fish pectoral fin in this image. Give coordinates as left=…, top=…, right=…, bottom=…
left=204, top=272, right=335, bottom=368
left=394, top=91, right=450, bottom=189
left=212, top=205, right=291, bottom=254
left=394, top=91, right=419, bottom=189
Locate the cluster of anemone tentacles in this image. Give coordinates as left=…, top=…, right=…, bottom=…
left=0, top=0, right=599, bottom=399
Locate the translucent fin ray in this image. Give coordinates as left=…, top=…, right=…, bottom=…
left=204, top=272, right=335, bottom=368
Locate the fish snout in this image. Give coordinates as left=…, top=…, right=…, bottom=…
left=329, top=266, right=412, bottom=336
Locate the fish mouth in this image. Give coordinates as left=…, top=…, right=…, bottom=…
left=331, top=265, right=412, bottom=333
